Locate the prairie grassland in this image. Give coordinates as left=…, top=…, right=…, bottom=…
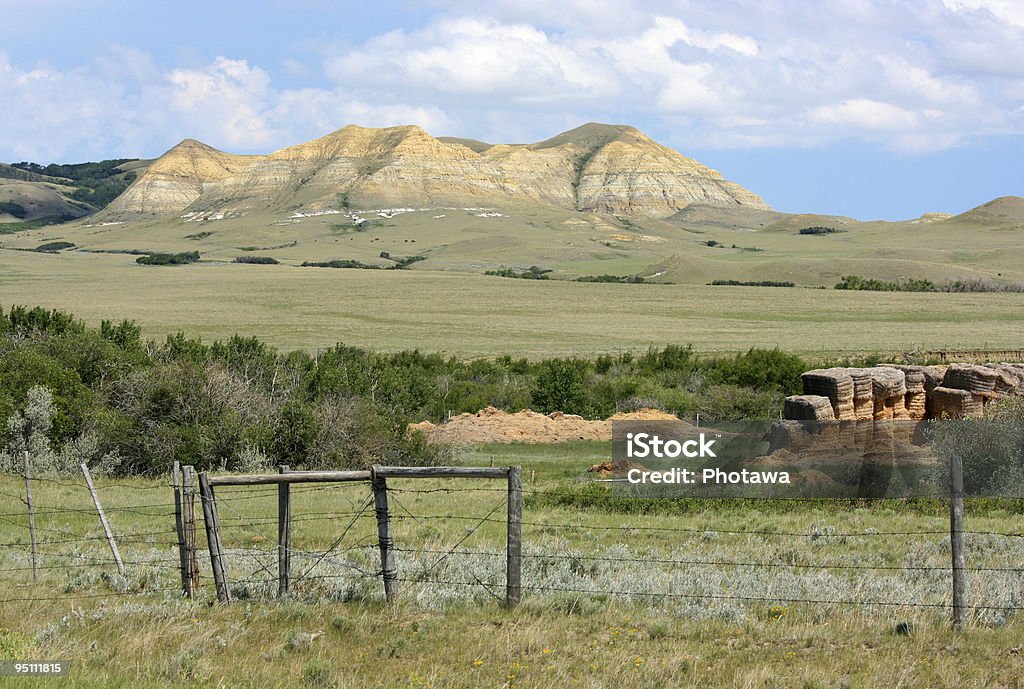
left=1, top=443, right=1023, bottom=687
left=1, top=250, right=1023, bottom=357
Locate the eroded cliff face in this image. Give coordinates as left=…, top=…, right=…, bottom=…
left=104, top=139, right=263, bottom=215
left=573, top=127, right=767, bottom=217
left=104, top=123, right=769, bottom=219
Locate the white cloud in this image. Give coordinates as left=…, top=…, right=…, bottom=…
left=2, top=1, right=1024, bottom=161
left=810, top=99, right=919, bottom=131
left=942, top=0, right=1024, bottom=27
left=0, top=52, right=456, bottom=160
left=159, top=58, right=275, bottom=148
left=326, top=18, right=614, bottom=100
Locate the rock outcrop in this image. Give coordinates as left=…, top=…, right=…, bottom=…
left=104, top=139, right=263, bottom=216
left=103, top=123, right=769, bottom=220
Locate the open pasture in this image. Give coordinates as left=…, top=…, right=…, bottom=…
left=2, top=250, right=1023, bottom=358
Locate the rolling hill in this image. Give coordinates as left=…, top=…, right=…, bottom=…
left=0, top=123, right=1020, bottom=290
left=0, top=159, right=148, bottom=228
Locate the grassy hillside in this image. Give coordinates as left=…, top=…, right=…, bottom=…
left=2, top=195, right=1021, bottom=286
left=0, top=158, right=148, bottom=229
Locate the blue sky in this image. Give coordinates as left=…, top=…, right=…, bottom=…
left=1, top=0, right=1022, bottom=219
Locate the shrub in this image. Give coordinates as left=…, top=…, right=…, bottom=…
left=798, top=226, right=843, bottom=235
left=940, top=277, right=1024, bottom=293
left=391, top=255, right=427, bottom=269
left=136, top=251, right=200, bottom=266
left=575, top=275, right=646, bottom=283
left=708, top=280, right=794, bottom=287
left=834, top=275, right=934, bottom=292
left=485, top=266, right=552, bottom=279
left=233, top=256, right=279, bottom=264
left=301, top=259, right=378, bottom=269
left=530, top=359, right=592, bottom=415
left=33, top=241, right=75, bottom=252
left=0, top=201, right=29, bottom=219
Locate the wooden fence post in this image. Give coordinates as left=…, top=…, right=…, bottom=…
left=80, top=463, right=125, bottom=576
left=372, top=469, right=398, bottom=602
left=506, top=466, right=522, bottom=608
left=278, top=465, right=291, bottom=597
left=950, top=452, right=967, bottom=630
left=172, top=461, right=188, bottom=593
left=22, top=451, right=38, bottom=580
left=199, top=471, right=231, bottom=602
left=181, top=466, right=200, bottom=598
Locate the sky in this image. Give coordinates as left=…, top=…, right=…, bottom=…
left=1, top=0, right=1022, bottom=219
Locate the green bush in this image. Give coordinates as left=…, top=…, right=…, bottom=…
left=33, top=241, right=76, bottom=252
left=136, top=251, right=200, bottom=266
left=301, top=259, right=379, bottom=269
left=233, top=256, right=279, bottom=264
left=575, top=274, right=646, bottom=283
left=0, top=305, right=817, bottom=475
left=708, top=280, right=794, bottom=287
left=834, top=274, right=935, bottom=292
left=530, top=359, right=592, bottom=415
left=0, top=201, right=28, bottom=218
left=485, top=266, right=552, bottom=279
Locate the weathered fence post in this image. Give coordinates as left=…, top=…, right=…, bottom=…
left=199, top=471, right=231, bottom=602
left=181, top=466, right=200, bottom=598
left=172, top=461, right=188, bottom=593
left=22, top=451, right=38, bottom=580
left=371, top=467, right=398, bottom=602
left=278, top=465, right=291, bottom=597
left=506, top=466, right=522, bottom=608
left=950, top=452, right=967, bottom=630
left=80, top=463, right=125, bottom=576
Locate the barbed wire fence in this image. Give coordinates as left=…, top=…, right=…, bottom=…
left=1, top=462, right=1023, bottom=628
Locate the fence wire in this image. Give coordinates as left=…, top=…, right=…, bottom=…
left=1, top=469, right=1022, bottom=617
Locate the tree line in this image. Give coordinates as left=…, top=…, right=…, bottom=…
left=0, top=306, right=808, bottom=476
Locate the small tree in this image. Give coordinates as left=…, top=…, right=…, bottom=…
left=530, top=359, right=591, bottom=415
left=1, top=385, right=119, bottom=476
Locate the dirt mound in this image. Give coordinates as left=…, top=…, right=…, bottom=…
left=409, top=406, right=679, bottom=445
left=586, top=460, right=649, bottom=476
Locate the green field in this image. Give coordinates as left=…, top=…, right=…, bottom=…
left=1, top=250, right=1023, bottom=358
left=2, top=442, right=1023, bottom=687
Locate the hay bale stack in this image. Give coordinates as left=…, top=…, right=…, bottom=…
left=921, top=366, right=947, bottom=418
left=903, top=370, right=927, bottom=420
left=930, top=386, right=985, bottom=419
left=942, top=364, right=999, bottom=396
left=766, top=420, right=816, bottom=453
left=852, top=419, right=874, bottom=447
left=870, top=368, right=906, bottom=421
left=984, top=364, right=1023, bottom=396
left=847, top=368, right=875, bottom=420
left=876, top=365, right=926, bottom=419
left=784, top=395, right=836, bottom=421
left=921, top=366, right=947, bottom=392
left=802, top=368, right=855, bottom=420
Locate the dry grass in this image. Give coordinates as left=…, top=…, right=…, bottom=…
left=1, top=250, right=1023, bottom=357
left=1, top=443, right=1022, bottom=687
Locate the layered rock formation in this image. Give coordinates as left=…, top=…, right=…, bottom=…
left=105, top=139, right=263, bottom=216
left=103, top=123, right=769, bottom=220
